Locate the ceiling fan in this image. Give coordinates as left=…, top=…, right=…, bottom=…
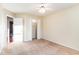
left=38, top=3, right=52, bottom=14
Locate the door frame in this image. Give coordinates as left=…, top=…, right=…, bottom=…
left=32, top=19, right=41, bottom=40
left=6, top=15, right=14, bottom=44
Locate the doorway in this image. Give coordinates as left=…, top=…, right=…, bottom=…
left=32, top=19, right=37, bottom=40
left=7, top=17, right=23, bottom=43
left=7, top=16, right=13, bottom=43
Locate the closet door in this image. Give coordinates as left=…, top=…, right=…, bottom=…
left=13, top=18, right=23, bottom=42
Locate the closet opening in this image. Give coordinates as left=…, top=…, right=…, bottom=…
left=32, top=19, right=37, bottom=40
left=7, top=16, right=13, bottom=43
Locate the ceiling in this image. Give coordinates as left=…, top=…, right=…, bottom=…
left=2, top=3, right=79, bottom=16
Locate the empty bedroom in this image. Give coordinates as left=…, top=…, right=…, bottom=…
left=0, top=3, right=79, bottom=55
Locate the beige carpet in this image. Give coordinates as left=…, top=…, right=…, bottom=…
left=1, top=39, right=79, bottom=55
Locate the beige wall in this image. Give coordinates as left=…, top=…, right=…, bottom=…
left=42, top=5, right=79, bottom=51
left=0, top=5, right=4, bottom=51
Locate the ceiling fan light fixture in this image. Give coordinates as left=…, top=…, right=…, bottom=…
left=39, top=4, right=46, bottom=14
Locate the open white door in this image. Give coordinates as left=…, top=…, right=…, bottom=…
left=37, top=20, right=41, bottom=39
left=13, top=18, right=23, bottom=42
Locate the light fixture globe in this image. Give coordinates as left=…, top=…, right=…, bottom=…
left=39, top=5, right=46, bottom=14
